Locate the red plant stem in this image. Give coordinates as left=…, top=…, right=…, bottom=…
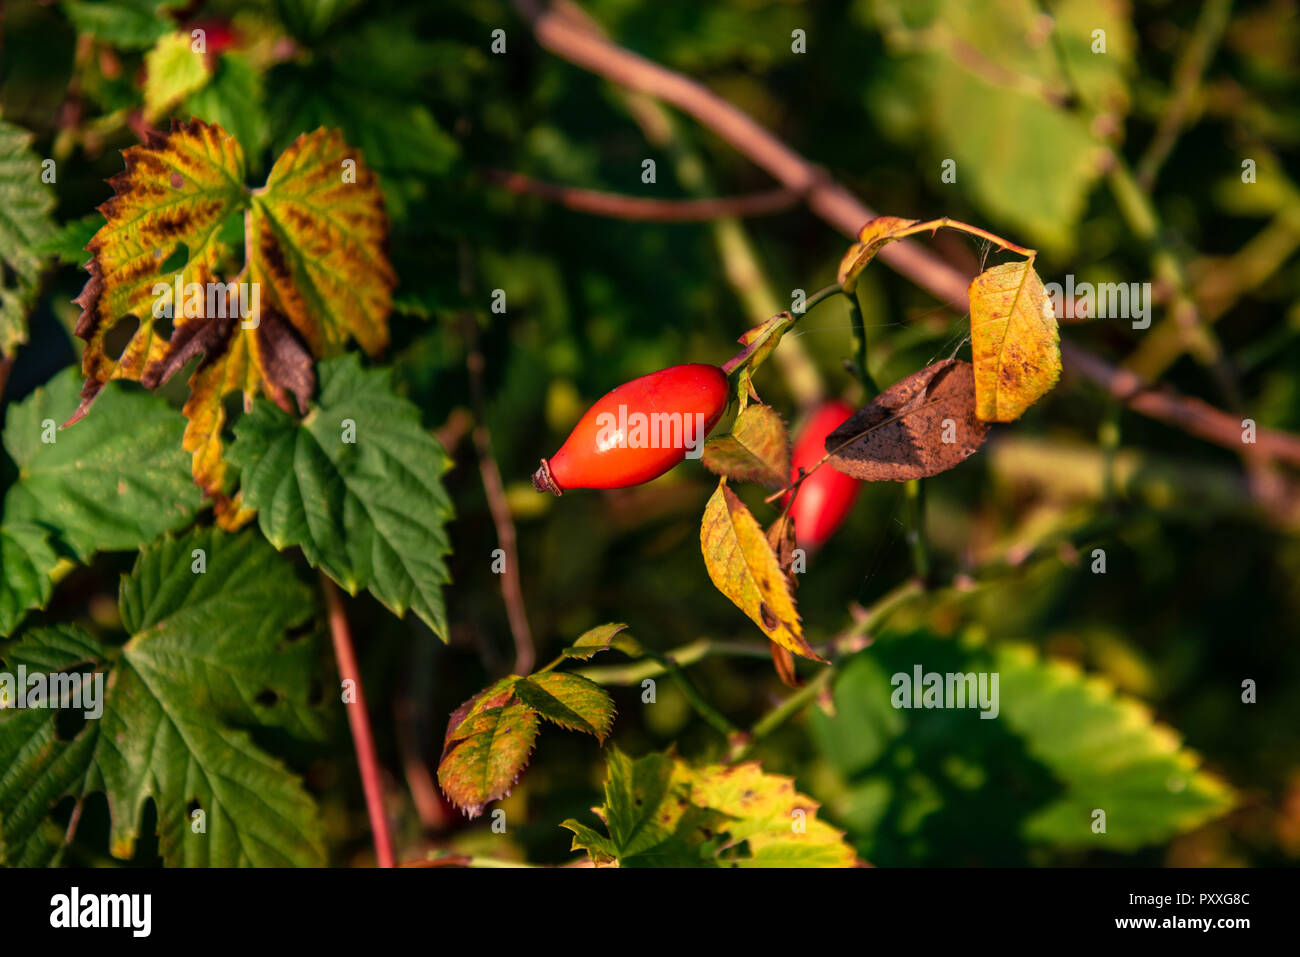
left=323, top=575, right=396, bottom=868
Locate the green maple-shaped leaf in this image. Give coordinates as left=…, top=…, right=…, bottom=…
left=0, top=523, right=58, bottom=639
left=562, top=747, right=858, bottom=867
left=0, top=368, right=202, bottom=636
left=228, top=354, right=453, bottom=639
left=0, top=120, right=57, bottom=356
left=0, top=529, right=328, bottom=866
left=811, top=635, right=1234, bottom=862
left=3, top=367, right=203, bottom=562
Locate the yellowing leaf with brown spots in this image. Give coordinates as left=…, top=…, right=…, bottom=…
left=68, top=119, right=393, bottom=527
left=700, top=482, right=822, bottom=662
left=968, top=260, right=1061, bottom=422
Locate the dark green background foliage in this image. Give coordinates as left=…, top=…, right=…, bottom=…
left=1, top=0, right=1298, bottom=867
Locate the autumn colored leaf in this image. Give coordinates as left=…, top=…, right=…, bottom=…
left=562, top=748, right=859, bottom=867
left=68, top=119, right=394, bottom=527
left=700, top=482, right=821, bottom=662
left=702, top=403, right=790, bottom=488
left=723, top=311, right=795, bottom=377
left=968, top=259, right=1061, bottom=421
left=515, top=673, right=616, bottom=741
left=437, top=691, right=540, bottom=819
left=837, top=216, right=920, bottom=292
left=438, top=671, right=617, bottom=817
left=824, top=359, right=990, bottom=481
left=144, top=32, right=211, bottom=121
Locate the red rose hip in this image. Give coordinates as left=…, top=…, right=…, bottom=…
left=532, top=363, right=729, bottom=495
left=786, top=399, right=861, bottom=550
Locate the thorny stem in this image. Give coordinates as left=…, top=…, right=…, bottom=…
left=323, top=575, right=396, bottom=869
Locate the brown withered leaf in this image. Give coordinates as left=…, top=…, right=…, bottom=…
left=67, top=119, right=394, bottom=527
left=824, top=359, right=990, bottom=481
left=702, top=404, right=791, bottom=488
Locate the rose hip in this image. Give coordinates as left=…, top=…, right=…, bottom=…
left=532, top=364, right=729, bottom=495
left=785, top=399, right=860, bottom=550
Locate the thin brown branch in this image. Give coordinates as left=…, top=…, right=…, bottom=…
left=514, top=0, right=1300, bottom=471
left=462, top=314, right=536, bottom=674
left=323, top=575, right=396, bottom=868
left=483, top=168, right=801, bottom=221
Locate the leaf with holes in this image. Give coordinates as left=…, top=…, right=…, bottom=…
left=228, top=354, right=453, bottom=639
left=700, top=482, right=820, bottom=662
left=824, top=359, right=989, bottom=481
left=968, top=260, right=1060, bottom=422
left=0, top=528, right=327, bottom=866
left=0, top=120, right=57, bottom=356
left=702, top=404, right=790, bottom=489
left=68, top=119, right=394, bottom=527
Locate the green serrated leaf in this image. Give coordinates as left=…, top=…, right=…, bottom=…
left=810, top=634, right=1234, bottom=863
left=185, top=54, right=269, bottom=164
left=3, top=367, right=204, bottom=562
left=229, top=354, right=454, bottom=638
left=514, top=672, right=615, bottom=741
left=561, top=622, right=641, bottom=661
left=31, top=214, right=103, bottom=266
left=437, top=696, right=539, bottom=820
left=564, top=747, right=855, bottom=867
left=0, top=120, right=57, bottom=356
left=62, top=0, right=185, bottom=51
left=0, top=522, right=58, bottom=637
left=143, top=32, right=212, bottom=121
left=0, top=529, right=326, bottom=866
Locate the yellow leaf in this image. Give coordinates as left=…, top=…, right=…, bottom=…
left=69, top=120, right=394, bottom=520
left=700, top=482, right=822, bottom=662
left=837, top=216, right=920, bottom=291
left=968, top=259, right=1061, bottom=422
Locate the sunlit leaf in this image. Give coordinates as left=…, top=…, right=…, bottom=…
left=562, top=748, right=858, bottom=867
left=968, top=260, right=1060, bottom=422
left=69, top=119, right=394, bottom=526
left=700, top=482, right=820, bottom=661
left=0, top=530, right=327, bottom=866
left=837, top=216, right=920, bottom=292
left=437, top=684, right=539, bottom=820
left=561, top=622, right=642, bottom=661
left=702, top=403, right=790, bottom=488
left=515, top=672, right=615, bottom=741
left=824, top=359, right=989, bottom=480
left=229, top=355, right=453, bottom=638
left=143, top=32, right=211, bottom=121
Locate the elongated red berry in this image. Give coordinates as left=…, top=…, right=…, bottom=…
left=533, top=364, right=729, bottom=495
left=786, top=399, right=860, bottom=550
